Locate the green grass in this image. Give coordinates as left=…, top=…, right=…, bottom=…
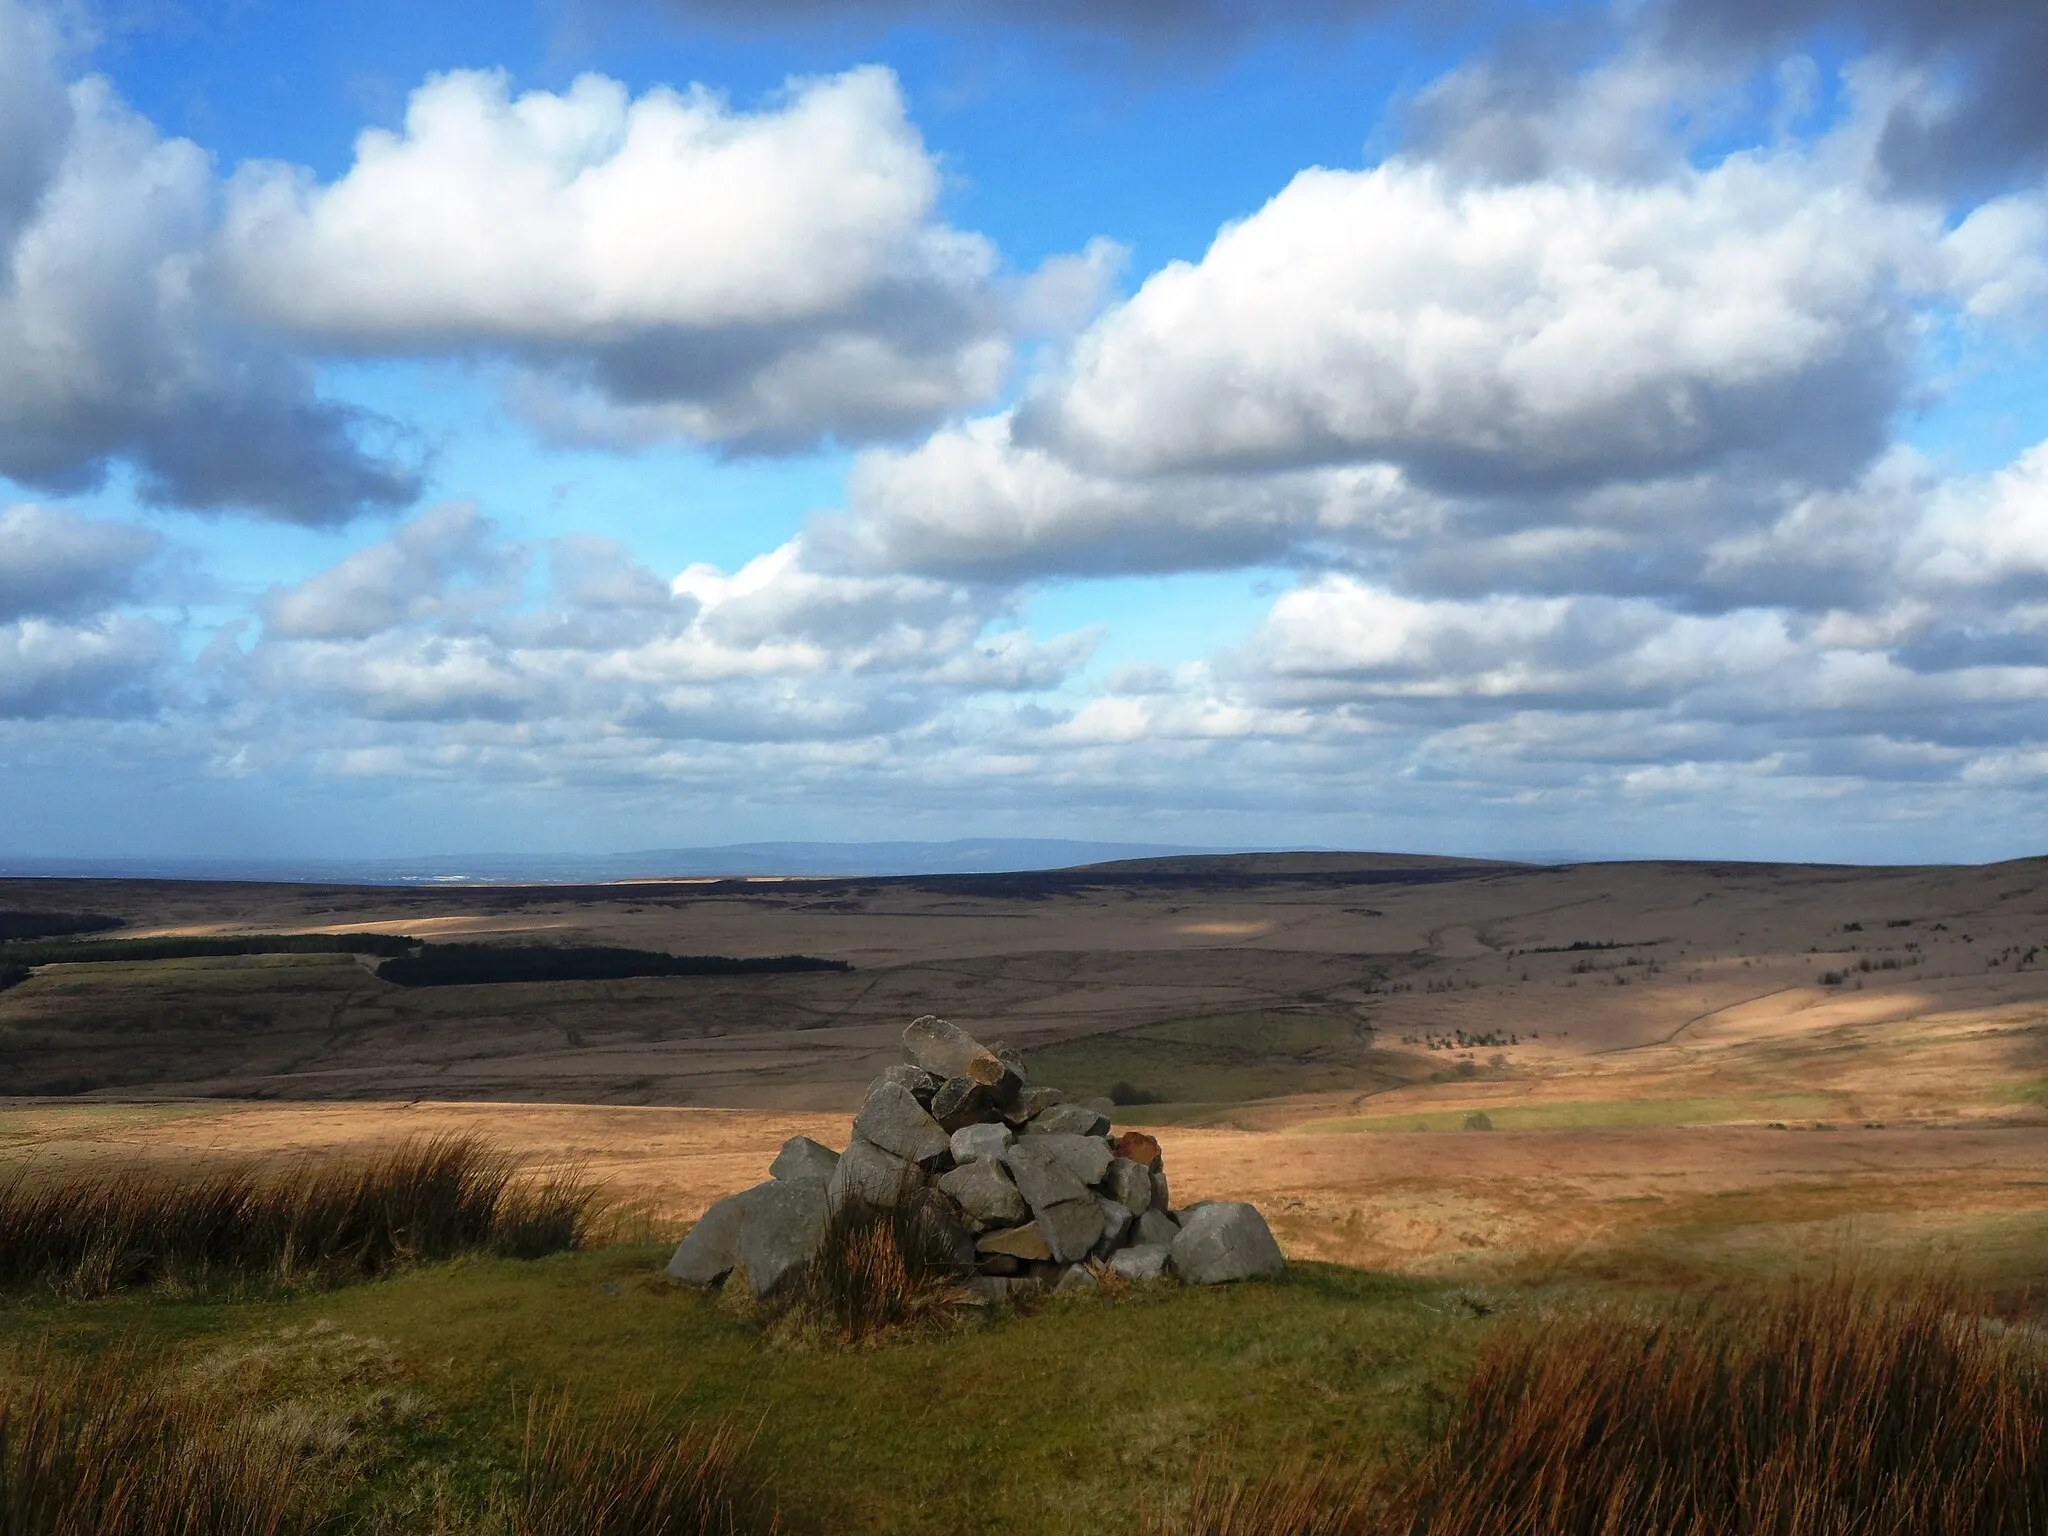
left=0, top=1247, right=1475, bottom=1535
left=1024, top=1012, right=1430, bottom=1116
left=1297, top=1093, right=1853, bottom=1134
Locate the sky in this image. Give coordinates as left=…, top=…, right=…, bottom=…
left=3, top=0, right=2048, bottom=865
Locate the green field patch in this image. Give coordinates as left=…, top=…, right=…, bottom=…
left=1021, top=1010, right=1429, bottom=1114
left=0, top=1246, right=1474, bottom=1535
left=1298, top=1093, right=1851, bottom=1134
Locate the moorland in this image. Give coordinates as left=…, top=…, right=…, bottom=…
left=2, top=851, right=2045, bottom=1532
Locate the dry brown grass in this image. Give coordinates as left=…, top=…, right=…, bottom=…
left=514, top=1395, right=778, bottom=1536
left=0, top=1352, right=319, bottom=1535
left=776, top=1192, right=973, bottom=1347
left=0, top=1134, right=598, bottom=1296
left=1152, top=1271, right=2048, bottom=1536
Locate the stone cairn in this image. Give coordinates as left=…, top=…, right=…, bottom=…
left=667, top=1015, right=1286, bottom=1302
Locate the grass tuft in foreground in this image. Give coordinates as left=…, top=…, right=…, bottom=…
left=1159, top=1270, right=2048, bottom=1536
left=515, top=1395, right=778, bottom=1536
left=0, top=1352, right=319, bottom=1536
left=777, top=1191, right=974, bottom=1347
left=0, top=1135, right=599, bottom=1297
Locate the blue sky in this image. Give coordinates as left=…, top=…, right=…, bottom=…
left=4, top=0, right=2048, bottom=863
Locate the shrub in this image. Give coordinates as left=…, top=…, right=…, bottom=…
left=0, top=1352, right=321, bottom=1535
left=1107, top=1081, right=1163, bottom=1106
left=0, top=1135, right=599, bottom=1296
left=1460, top=1112, right=1493, bottom=1132
left=514, top=1395, right=777, bottom=1536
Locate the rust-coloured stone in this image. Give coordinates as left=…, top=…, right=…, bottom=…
left=1111, top=1130, right=1163, bottom=1170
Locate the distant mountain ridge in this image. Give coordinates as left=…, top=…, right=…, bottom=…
left=0, top=838, right=1261, bottom=885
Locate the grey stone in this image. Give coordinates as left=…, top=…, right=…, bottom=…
left=902, top=1016, right=1006, bottom=1085
left=1103, top=1157, right=1153, bottom=1214
left=769, top=1136, right=840, bottom=1185
left=976, top=1222, right=1053, bottom=1261
left=902, top=1184, right=976, bottom=1269
left=1151, top=1169, right=1172, bottom=1212
left=1093, top=1195, right=1134, bottom=1257
left=1029, top=1101, right=1111, bottom=1137
left=666, top=1189, right=748, bottom=1285
left=949, top=1121, right=1012, bottom=1164
left=931, top=1076, right=996, bottom=1132
left=1031, top=1131, right=1113, bottom=1187
left=1001, top=1138, right=1093, bottom=1213
left=976, top=1251, right=1022, bottom=1276
left=966, top=1274, right=1043, bottom=1302
left=827, top=1135, right=922, bottom=1208
left=936, top=1159, right=1028, bottom=1229
left=1109, top=1243, right=1172, bottom=1282
left=853, top=1081, right=951, bottom=1165
left=879, top=1063, right=940, bottom=1106
left=1055, top=1264, right=1099, bottom=1294
left=738, top=1178, right=828, bottom=1298
left=1035, top=1196, right=1107, bottom=1263
left=1135, top=1209, right=1180, bottom=1247
left=1002, top=1086, right=1063, bottom=1126
left=1169, top=1201, right=1287, bottom=1285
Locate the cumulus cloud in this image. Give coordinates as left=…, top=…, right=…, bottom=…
left=0, top=0, right=418, bottom=523
left=230, top=507, right=1093, bottom=761
left=1016, top=150, right=1920, bottom=493
left=0, top=503, right=159, bottom=622
left=220, top=66, right=1015, bottom=451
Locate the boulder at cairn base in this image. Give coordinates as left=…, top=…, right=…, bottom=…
left=950, top=1121, right=1012, bottom=1164
left=853, top=1081, right=951, bottom=1165
left=1134, top=1208, right=1180, bottom=1248
left=903, top=1016, right=1007, bottom=1086
left=769, top=1136, right=840, bottom=1184
left=739, top=1179, right=829, bottom=1298
left=1109, top=1243, right=1171, bottom=1282
left=1169, top=1201, right=1286, bottom=1284
left=936, top=1159, right=1029, bottom=1229
left=666, top=1189, right=749, bottom=1285
left=829, top=1136, right=922, bottom=1208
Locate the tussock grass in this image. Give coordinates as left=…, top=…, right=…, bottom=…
left=0, top=1352, right=321, bottom=1535
left=1154, top=1271, right=2048, bottom=1536
left=0, top=1135, right=598, bottom=1297
left=515, top=1395, right=777, bottom=1536
left=779, top=1193, right=972, bottom=1347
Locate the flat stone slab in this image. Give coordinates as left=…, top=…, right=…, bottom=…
left=1029, top=1102, right=1111, bottom=1137
left=976, top=1221, right=1053, bottom=1261
left=1169, top=1201, right=1287, bottom=1285
left=950, top=1121, right=1012, bottom=1164
left=853, top=1080, right=951, bottom=1164
left=769, top=1136, right=840, bottom=1185
left=665, top=1188, right=750, bottom=1285
left=738, top=1178, right=829, bottom=1299
left=828, top=1135, right=922, bottom=1208
left=937, top=1159, right=1029, bottom=1229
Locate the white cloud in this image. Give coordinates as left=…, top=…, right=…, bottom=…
left=0, top=614, right=168, bottom=718
left=221, top=65, right=1015, bottom=451
left=1017, top=149, right=1923, bottom=491
left=0, top=0, right=417, bottom=522
left=0, top=503, right=158, bottom=622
